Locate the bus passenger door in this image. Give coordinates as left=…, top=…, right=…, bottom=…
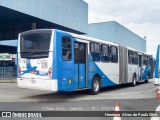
left=139, top=55, right=142, bottom=80
left=74, top=42, right=87, bottom=89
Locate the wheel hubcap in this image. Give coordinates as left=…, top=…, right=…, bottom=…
left=134, top=78, right=136, bottom=85
left=93, top=81, right=99, bottom=91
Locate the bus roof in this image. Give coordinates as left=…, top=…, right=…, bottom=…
left=127, top=47, right=150, bottom=55
left=20, top=29, right=52, bottom=35
left=70, top=32, right=119, bottom=46
left=54, top=29, right=119, bottom=46
left=19, top=29, right=150, bottom=56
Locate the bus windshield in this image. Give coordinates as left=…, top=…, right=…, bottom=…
left=20, top=30, right=52, bottom=59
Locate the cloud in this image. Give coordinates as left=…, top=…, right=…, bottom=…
left=84, top=0, right=160, bottom=57
left=84, top=0, right=160, bottom=24
left=127, top=23, right=160, bottom=57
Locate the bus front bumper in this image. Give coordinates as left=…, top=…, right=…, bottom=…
left=17, top=78, right=58, bottom=91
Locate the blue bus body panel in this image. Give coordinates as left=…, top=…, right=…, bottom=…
left=155, top=45, right=160, bottom=78
left=79, top=64, right=86, bottom=88
left=74, top=64, right=79, bottom=89
left=52, top=30, right=60, bottom=90
left=54, top=30, right=76, bottom=91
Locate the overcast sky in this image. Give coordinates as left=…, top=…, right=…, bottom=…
left=84, top=0, right=160, bottom=57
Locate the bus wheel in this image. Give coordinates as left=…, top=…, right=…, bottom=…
left=89, top=76, right=100, bottom=95
left=132, top=75, right=136, bottom=87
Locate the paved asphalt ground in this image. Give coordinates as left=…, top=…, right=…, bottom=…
left=0, top=79, right=159, bottom=120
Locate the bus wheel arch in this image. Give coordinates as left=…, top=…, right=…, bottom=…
left=89, top=74, right=101, bottom=95
left=94, top=74, right=102, bottom=87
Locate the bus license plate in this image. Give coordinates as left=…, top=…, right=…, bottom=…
left=41, top=61, right=48, bottom=68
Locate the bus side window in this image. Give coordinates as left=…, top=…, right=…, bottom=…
left=62, top=37, right=72, bottom=60
left=90, top=42, right=100, bottom=62
left=128, top=51, right=133, bottom=64
left=143, top=55, right=147, bottom=65
left=143, top=55, right=145, bottom=65
left=133, top=52, right=138, bottom=65
left=147, top=56, right=149, bottom=65
left=110, top=46, right=118, bottom=63
left=101, top=44, right=110, bottom=62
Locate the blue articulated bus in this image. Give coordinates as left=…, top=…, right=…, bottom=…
left=17, top=29, right=153, bottom=94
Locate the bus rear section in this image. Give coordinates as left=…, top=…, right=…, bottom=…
left=17, top=30, right=57, bottom=91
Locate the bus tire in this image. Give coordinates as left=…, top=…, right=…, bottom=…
left=132, top=75, right=136, bottom=87
left=89, top=76, right=100, bottom=95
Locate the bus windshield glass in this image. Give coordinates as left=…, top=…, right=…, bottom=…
left=20, top=30, right=52, bottom=59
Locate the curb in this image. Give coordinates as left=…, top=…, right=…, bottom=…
left=0, top=80, right=17, bottom=83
